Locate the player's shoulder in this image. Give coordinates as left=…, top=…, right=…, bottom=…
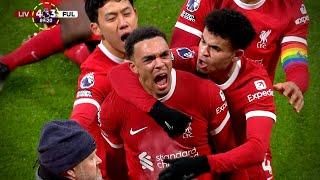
left=241, top=58, right=270, bottom=80
left=176, top=69, right=220, bottom=95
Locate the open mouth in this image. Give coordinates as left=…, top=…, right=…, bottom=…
left=154, top=73, right=168, bottom=90
left=120, top=33, right=130, bottom=42
left=198, top=59, right=208, bottom=70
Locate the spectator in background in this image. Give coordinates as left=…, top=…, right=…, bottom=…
left=36, top=120, right=102, bottom=180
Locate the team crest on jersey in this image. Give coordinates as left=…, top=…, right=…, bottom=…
left=176, top=48, right=195, bottom=59
left=254, top=80, right=267, bottom=90
left=257, top=30, right=271, bottom=49
left=183, top=122, right=193, bottom=139
left=80, top=72, right=95, bottom=89
left=186, top=0, right=201, bottom=12
left=295, top=4, right=309, bottom=25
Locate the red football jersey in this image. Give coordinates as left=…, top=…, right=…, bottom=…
left=70, top=42, right=123, bottom=179
left=217, top=59, right=276, bottom=144
left=172, top=0, right=309, bottom=82
left=106, top=54, right=276, bottom=178
left=100, top=68, right=239, bottom=179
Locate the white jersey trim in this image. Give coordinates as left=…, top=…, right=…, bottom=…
left=175, top=22, right=202, bottom=38
left=101, top=131, right=124, bottom=149
left=233, top=0, right=266, bottom=10
left=73, top=98, right=101, bottom=111
left=211, top=112, right=230, bottom=135
left=246, top=110, right=276, bottom=122
left=159, top=69, right=177, bottom=102
left=217, top=60, right=241, bottom=90
left=281, top=36, right=308, bottom=45
left=98, top=41, right=124, bottom=64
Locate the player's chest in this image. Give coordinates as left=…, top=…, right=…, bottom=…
left=121, top=113, right=210, bottom=152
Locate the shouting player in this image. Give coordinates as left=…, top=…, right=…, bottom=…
left=106, top=9, right=276, bottom=179
left=172, top=0, right=309, bottom=113
left=69, top=0, right=191, bottom=178
left=100, top=26, right=246, bottom=179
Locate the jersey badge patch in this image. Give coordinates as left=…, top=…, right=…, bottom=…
left=80, top=72, right=95, bottom=89
left=176, top=47, right=195, bottom=59
left=186, top=0, right=201, bottom=12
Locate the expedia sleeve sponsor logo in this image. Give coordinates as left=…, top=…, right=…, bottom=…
left=216, top=102, right=228, bottom=115
left=80, top=72, right=95, bottom=89
left=186, top=0, right=201, bottom=12
left=180, top=10, right=196, bottom=22
left=247, top=89, right=274, bottom=102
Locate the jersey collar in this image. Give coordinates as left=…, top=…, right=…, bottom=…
left=98, top=41, right=123, bottom=64
left=158, top=69, right=177, bottom=102
left=217, top=60, right=241, bottom=90
left=233, top=0, right=266, bottom=10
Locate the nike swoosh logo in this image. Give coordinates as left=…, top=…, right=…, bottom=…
left=130, top=127, right=148, bottom=135
left=164, top=121, right=173, bottom=130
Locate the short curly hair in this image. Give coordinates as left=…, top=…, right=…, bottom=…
left=85, top=0, right=134, bottom=23
left=125, top=26, right=167, bottom=60
left=205, top=9, right=256, bottom=50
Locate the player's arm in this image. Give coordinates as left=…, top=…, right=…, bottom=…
left=171, top=46, right=198, bottom=73
left=170, top=0, right=216, bottom=48
left=70, top=72, right=109, bottom=178
left=159, top=87, right=248, bottom=179
left=99, top=91, right=128, bottom=180
left=274, top=0, right=309, bottom=112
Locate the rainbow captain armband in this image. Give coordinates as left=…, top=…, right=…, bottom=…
left=281, top=42, right=308, bottom=70
left=281, top=41, right=309, bottom=92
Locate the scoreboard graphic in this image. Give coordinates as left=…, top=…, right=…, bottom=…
left=14, top=2, right=78, bottom=30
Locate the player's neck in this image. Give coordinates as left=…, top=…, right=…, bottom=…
left=209, top=62, right=237, bottom=85
left=240, top=0, right=261, bottom=4
left=101, top=40, right=125, bottom=60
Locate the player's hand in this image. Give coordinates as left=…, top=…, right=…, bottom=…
left=158, top=156, right=210, bottom=180
left=273, top=81, right=304, bottom=113
left=149, top=101, right=191, bottom=137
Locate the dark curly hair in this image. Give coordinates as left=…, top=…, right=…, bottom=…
left=85, top=0, right=134, bottom=23
left=125, top=26, right=167, bottom=60
left=205, top=8, right=256, bottom=50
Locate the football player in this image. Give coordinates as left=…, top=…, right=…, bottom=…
left=171, top=0, right=309, bottom=113
left=105, top=9, right=276, bottom=179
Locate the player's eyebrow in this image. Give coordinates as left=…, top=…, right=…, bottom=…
left=105, top=6, right=131, bottom=17
left=141, top=49, right=170, bottom=62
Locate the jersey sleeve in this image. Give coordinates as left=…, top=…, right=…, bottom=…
left=206, top=84, right=235, bottom=152
left=172, top=46, right=198, bottom=73
left=244, top=76, right=276, bottom=121
left=206, top=74, right=275, bottom=174
left=99, top=91, right=129, bottom=179
left=70, top=72, right=111, bottom=179
left=71, top=72, right=111, bottom=128
left=171, top=0, right=218, bottom=47
left=108, top=63, right=157, bottom=112
left=281, top=0, right=309, bottom=92
left=100, top=90, right=124, bottom=149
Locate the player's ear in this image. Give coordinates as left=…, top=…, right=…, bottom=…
left=232, top=49, right=244, bottom=62
left=64, top=168, right=76, bottom=180
left=90, top=22, right=101, bottom=36
left=128, top=60, right=138, bottom=74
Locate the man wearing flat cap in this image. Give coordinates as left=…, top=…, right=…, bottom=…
left=36, top=120, right=102, bottom=180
